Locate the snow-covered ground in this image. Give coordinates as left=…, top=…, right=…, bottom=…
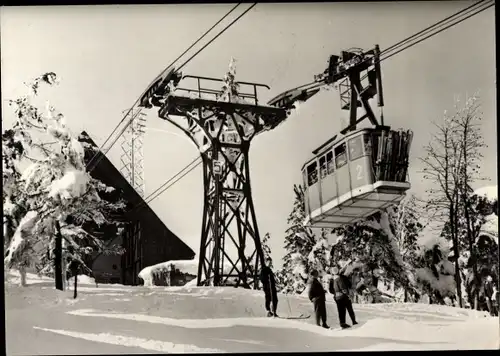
left=5, top=270, right=499, bottom=354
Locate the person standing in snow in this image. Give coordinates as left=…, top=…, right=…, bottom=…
left=260, top=265, right=278, bottom=317
left=329, top=266, right=357, bottom=329
left=483, top=275, right=498, bottom=316
left=308, top=269, right=330, bottom=328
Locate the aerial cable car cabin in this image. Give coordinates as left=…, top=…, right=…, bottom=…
left=302, top=127, right=412, bottom=228
left=268, top=45, right=413, bottom=229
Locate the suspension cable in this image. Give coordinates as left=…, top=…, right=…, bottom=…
left=381, top=0, right=489, bottom=55
left=85, top=3, right=243, bottom=172
left=137, top=0, right=493, bottom=210
left=358, top=0, right=494, bottom=82
left=83, top=0, right=493, bottom=267
left=177, top=3, right=257, bottom=71
left=380, top=1, right=494, bottom=62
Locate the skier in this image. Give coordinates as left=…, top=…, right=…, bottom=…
left=260, top=265, right=278, bottom=317
left=484, top=275, right=498, bottom=316
left=308, top=269, right=330, bottom=329
left=329, top=266, right=357, bottom=329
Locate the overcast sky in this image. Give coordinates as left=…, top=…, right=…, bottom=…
left=1, top=2, right=496, bottom=268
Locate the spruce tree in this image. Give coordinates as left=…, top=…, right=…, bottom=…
left=281, top=184, right=316, bottom=293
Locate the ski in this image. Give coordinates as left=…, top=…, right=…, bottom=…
left=277, top=314, right=311, bottom=320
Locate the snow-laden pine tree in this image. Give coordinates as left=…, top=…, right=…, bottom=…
left=3, top=129, right=28, bottom=252
left=412, top=232, right=456, bottom=305
left=308, top=229, right=331, bottom=289
left=281, top=185, right=318, bottom=293
left=261, top=232, right=274, bottom=270
left=247, top=232, right=274, bottom=286
left=451, top=187, right=499, bottom=307
left=3, top=73, right=125, bottom=286
left=330, top=210, right=412, bottom=303
left=389, top=195, right=424, bottom=301
left=472, top=188, right=498, bottom=280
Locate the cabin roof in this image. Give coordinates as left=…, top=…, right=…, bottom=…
left=78, top=131, right=195, bottom=258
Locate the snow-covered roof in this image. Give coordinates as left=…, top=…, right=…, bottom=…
left=474, top=185, right=498, bottom=202
left=139, top=259, right=198, bottom=281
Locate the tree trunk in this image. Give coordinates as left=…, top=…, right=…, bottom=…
left=464, top=198, right=480, bottom=310
left=19, top=266, right=27, bottom=287
left=54, top=221, right=63, bottom=291
left=450, top=205, right=463, bottom=308
left=73, top=273, right=78, bottom=299
left=474, top=293, right=479, bottom=310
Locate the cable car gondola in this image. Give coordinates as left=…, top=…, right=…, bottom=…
left=268, top=44, right=414, bottom=228
left=302, top=126, right=413, bottom=228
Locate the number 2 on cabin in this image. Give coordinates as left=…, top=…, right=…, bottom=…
left=356, top=164, right=363, bottom=180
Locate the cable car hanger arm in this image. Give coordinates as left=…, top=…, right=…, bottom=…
left=267, top=45, right=386, bottom=134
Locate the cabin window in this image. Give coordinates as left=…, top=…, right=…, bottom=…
left=306, top=162, right=318, bottom=186
left=319, top=156, right=327, bottom=179
left=363, top=134, right=372, bottom=156
left=326, top=151, right=334, bottom=175
left=348, top=136, right=363, bottom=161
left=335, top=143, right=347, bottom=168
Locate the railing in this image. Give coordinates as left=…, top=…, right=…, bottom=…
left=174, top=75, right=271, bottom=106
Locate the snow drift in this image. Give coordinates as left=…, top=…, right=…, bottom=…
left=66, top=274, right=96, bottom=286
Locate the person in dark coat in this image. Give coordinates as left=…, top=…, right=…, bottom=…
left=329, top=266, right=357, bottom=329
left=260, top=266, right=278, bottom=317
left=308, top=269, right=330, bottom=328
left=484, top=275, right=498, bottom=316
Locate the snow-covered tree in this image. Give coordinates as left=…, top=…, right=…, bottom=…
left=218, top=57, right=239, bottom=103
left=261, top=232, right=274, bottom=270
left=3, top=73, right=125, bottom=286
left=307, top=229, right=330, bottom=276
left=389, top=195, right=425, bottom=301
left=330, top=211, right=412, bottom=302
left=413, top=233, right=456, bottom=305
left=420, top=93, right=487, bottom=308
left=453, top=188, right=499, bottom=307
left=281, top=185, right=317, bottom=293
left=3, top=129, right=28, bottom=251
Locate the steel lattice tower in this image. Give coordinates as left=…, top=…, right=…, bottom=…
left=120, top=109, right=147, bottom=197
left=141, top=60, right=287, bottom=288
